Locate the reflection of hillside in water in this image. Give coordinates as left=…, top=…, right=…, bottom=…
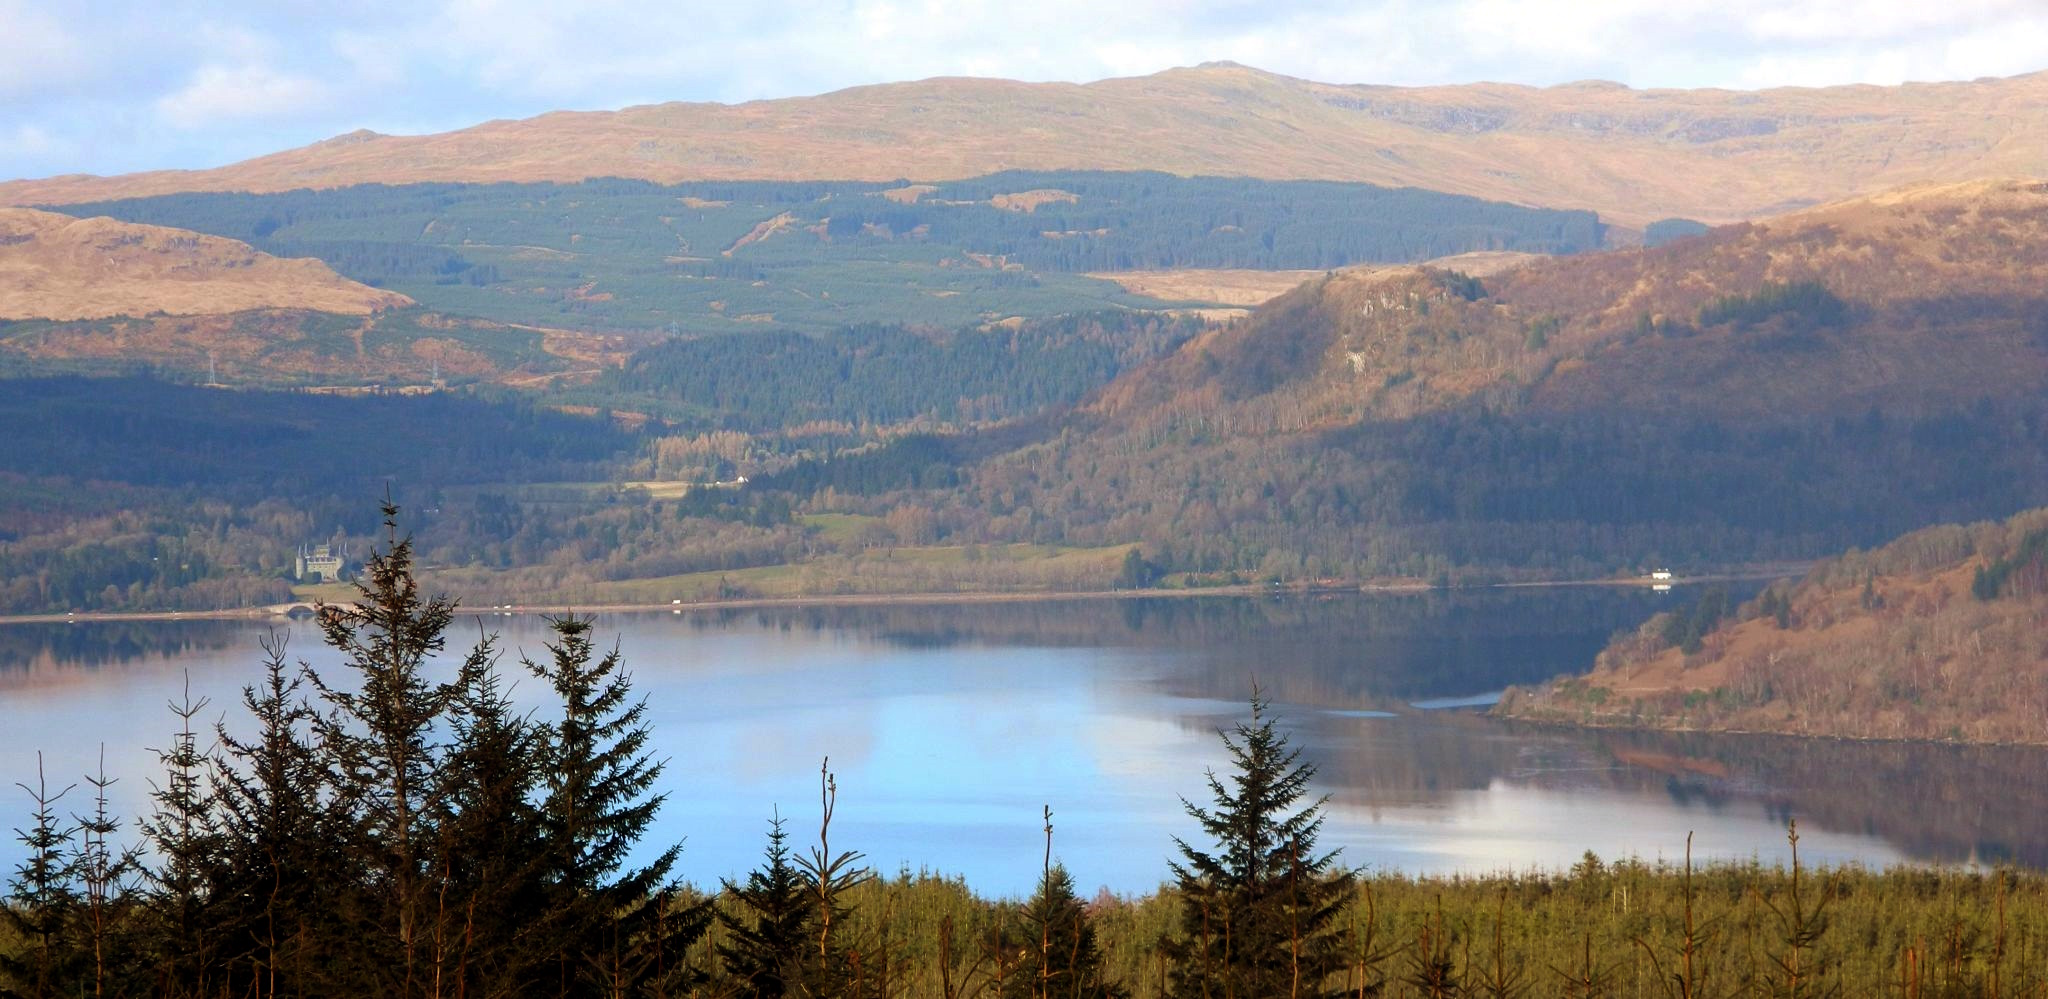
left=1296, top=714, right=2048, bottom=869
left=0, top=620, right=244, bottom=688
left=1296, top=711, right=1521, bottom=802
left=1573, top=727, right=2048, bottom=869
left=708, top=588, right=1699, bottom=703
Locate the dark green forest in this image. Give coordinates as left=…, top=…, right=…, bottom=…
left=5, top=527, right=2047, bottom=998
left=0, top=378, right=635, bottom=613
left=586, top=312, right=1202, bottom=429
left=0, top=378, right=624, bottom=501
left=1640, top=218, right=1711, bottom=248
left=740, top=395, right=2048, bottom=582
left=50, top=173, right=1601, bottom=332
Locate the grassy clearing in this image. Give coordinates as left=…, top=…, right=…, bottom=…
left=403, top=541, right=1136, bottom=608
left=798, top=512, right=884, bottom=543
left=288, top=581, right=358, bottom=604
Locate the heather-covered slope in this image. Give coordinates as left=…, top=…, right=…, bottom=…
left=0, top=207, right=409, bottom=320
left=7, top=64, right=2048, bottom=225
left=1497, top=507, right=2048, bottom=745
left=0, top=208, right=611, bottom=385
left=796, top=179, right=2048, bottom=580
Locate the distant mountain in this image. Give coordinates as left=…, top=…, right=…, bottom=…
left=7, top=64, right=2048, bottom=225
left=0, top=207, right=409, bottom=321
left=812, top=179, right=2048, bottom=579
left=1497, top=505, right=2048, bottom=745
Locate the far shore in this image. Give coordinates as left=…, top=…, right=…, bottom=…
left=0, top=565, right=1808, bottom=627
left=1495, top=712, right=2048, bottom=751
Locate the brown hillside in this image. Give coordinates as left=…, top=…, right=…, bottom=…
left=1093, top=252, right=1539, bottom=309
left=8, top=64, right=2048, bottom=225
left=1497, top=508, right=2048, bottom=745
left=1087, top=177, right=2048, bottom=439
left=0, top=309, right=619, bottom=387
left=938, top=177, right=2048, bottom=582
left=0, top=208, right=410, bottom=320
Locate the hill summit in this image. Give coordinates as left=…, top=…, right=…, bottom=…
left=0, top=208, right=410, bottom=321
left=7, top=64, right=2048, bottom=225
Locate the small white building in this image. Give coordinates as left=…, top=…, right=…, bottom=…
left=1650, top=569, right=1674, bottom=581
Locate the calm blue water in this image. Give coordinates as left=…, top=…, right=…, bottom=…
left=4, top=589, right=2045, bottom=896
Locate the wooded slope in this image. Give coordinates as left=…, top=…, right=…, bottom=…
left=1497, top=506, right=2048, bottom=745
left=808, top=179, right=2048, bottom=580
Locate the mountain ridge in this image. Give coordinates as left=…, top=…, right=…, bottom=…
left=827, top=177, right=2048, bottom=582
left=8, top=63, right=2048, bottom=225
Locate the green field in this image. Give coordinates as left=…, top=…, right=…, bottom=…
left=413, top=539, right=1137, bottom=606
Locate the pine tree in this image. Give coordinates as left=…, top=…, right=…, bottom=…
left=305, top=501, right=491, bottom=995
left=527, top=613, right=709, bottom=997
left=428, top=657, right=552, bottom=996
left=1164, top=693, right=1355, bottom=999
left=140, top=676, right=222, bottom=996
left=1001, top=864, right=1124, bottom=999
left=69, top=749, right=142, bottom=999
left=716, top=814, right=815, bottom=998
left=1, top=756, right=80, bottom=999
left=209, top=636, right=349, bottom=997
left=790, top=760, right=874, bottom=998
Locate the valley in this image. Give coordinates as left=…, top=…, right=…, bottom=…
left=12, top=27, right=2048, bottom=995
left=12, top=178, right=2048, bottom=618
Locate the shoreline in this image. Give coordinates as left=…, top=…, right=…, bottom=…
left=1494, top=711, right=2048, bottom=751
left=0, top=565, right=1808, bottom=627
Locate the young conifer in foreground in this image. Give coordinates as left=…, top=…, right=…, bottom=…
left=717, top=814, right=813, bottom=998
left=1165, top=692, right=1355, bottom=999
left=430, top=655, right=552, bottom=994
left=1, top=757, right=81, bottom=999
left=1002, top=863, right=1123, bottom=999
left=527, top=612, right=710, bottom=996
left=139, top=677, right=221, bottom=994
left=306, top=501, right=494, bottom=993
left=204, top=637, right=339, bottom=998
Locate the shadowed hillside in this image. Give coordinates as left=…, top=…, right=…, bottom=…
left=1498, top=505, right=2048, bottom=745
left=769, top=179, right=2048, bottom=580
left=8, top=64, right=2048, bottom=225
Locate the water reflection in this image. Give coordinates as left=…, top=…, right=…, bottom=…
left=0, top=619, right=242, bottom=683
left=0, top=590, right=2039, bottom=896
left=718, top=586, right=1698, bottom=704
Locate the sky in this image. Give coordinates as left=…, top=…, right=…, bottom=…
left=6, top=0, right=2048, bottom=182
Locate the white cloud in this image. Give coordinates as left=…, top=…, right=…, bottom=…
left=154, top=62, right=335, bottom=129
left=0, top=124, right=62, bottom=157
left=0, top=0, right=90, bottom=97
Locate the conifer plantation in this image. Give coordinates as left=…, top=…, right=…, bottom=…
left=8, top=508, right=2048, bottom=997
